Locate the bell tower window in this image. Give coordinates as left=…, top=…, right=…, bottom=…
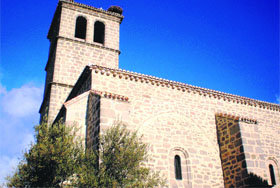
left=94, top=21, right=105, bottom=44
left=75, top=16, right=87, bottom=39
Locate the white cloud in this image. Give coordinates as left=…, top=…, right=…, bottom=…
left=0, top=132, right=34, bottom=186
left=0, top=83, right=42, bottom=186
left=0, top=84, right=43, bottom=118
left=0, top=83, right=7, bottom=95
left=0, top=155, right=20, bottom=186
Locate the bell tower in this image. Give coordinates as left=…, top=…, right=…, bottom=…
left=40, top=0, right=123, bottom=123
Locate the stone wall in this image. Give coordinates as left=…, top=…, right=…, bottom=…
left=85, top=66, right=280, bottom=188
left=240, top=117, right=280, bottom=187
left=86, top=92, right=101, bottom=150
left=41, top=0, right=122, bottom=123
left=64, top=91, right=89, bottom=143
left=48, top=84, right=73, bottom=123
left=216, top=114, right=247, bottom=187
left=59, top=1, right=122, bottom=51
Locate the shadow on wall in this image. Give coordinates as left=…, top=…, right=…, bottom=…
left=245, top=172, right=272, bottom=188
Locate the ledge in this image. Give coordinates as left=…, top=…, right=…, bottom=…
left=89, top=65, right=280, bottom=112
left=216, top=113, right=257, bottom=124
left=60, top=0, right=124, bottom=21
left=58, top=36, right=121, bottom=54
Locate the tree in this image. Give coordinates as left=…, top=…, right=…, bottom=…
left=6, top=117, right=83, bottom=187
left=7, top=120, right=165, bottom=187
left=74, top=122, right=166, bottom=187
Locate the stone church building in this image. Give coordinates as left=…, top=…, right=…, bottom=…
left=39, top=0, right=280, bottom=187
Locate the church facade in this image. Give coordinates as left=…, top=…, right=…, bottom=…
left=40, top=0, right=280, bottom=187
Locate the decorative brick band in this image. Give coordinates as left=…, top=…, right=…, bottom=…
left=240, top=118, right=257, bottom=124
left=89, top=65, right=280, bottom=111
left=60, top=0, right=124, bottom=21
left=58, top=36, right=121, bottom=54
left=90, top=89, right=129, bottom=102
left=63, top=89, right=129, bottom=106
left=216, top=113, right=258, bottom=124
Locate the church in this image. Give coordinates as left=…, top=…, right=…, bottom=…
left=39, top=0, right=280, bottom=187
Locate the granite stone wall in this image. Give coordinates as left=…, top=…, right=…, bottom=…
left=216, top=115, right=247, bottom=187
left=85, top=66, right=280, bottom=187
left=41, top=0, right=122, bottom=123
left=86, top=92, right=101, bottom=150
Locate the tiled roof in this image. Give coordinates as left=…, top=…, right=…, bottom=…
left=60, top=0, right=124, bottom=19
left=89, top=65, right=280, bottom=112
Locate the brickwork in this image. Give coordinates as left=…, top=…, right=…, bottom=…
left=86, top=92, right=101, bottom=150
left=216, top=115, right=247, bottom=187
left=40, top=0, right=122, bottom=123
left=239, top=118, right=280, bottom=187
left=52, top=66, right=280, bottom=187
left=48, top=84, right=73, bottom=123
left=84, top=66, right=279, bottom=187
left=64, top=90, right=89, bottom=141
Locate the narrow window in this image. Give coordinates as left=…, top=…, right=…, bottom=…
left=94, top=21, right=105, bottom=44
left=75, top=16, right=87, bottom=39
left=175, top=155, right=182, bottom=180
left=269, top=164, right=276, bottom=185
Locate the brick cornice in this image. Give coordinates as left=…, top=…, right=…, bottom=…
left=60, top=0, right=124, bottom=22
left=89, top=65, right=280, bottom=112
left=215, top=113, right=258, bottom=124
left=54, top=89, right=129, bottom=124
left=90, top=90, right=129, bottom=102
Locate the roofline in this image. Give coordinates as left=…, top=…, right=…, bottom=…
left=59, top=0, right=124, bottom=19
left=47, top=1, right=124, bottom=40
left=47, top=64, right=280, bottom=119
left=89, top=65, right=280, bottom=111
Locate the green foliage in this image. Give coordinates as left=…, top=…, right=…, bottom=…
left=7, top=120, right=165, bottom=187
left=73, top=149, right=99, bottom=187
left=6, top=117, right=83, bottom=187
left=74, top=122, right=166, bottom=187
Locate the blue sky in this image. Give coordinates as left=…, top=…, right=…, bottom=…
left=0, top=0, right=279, bottom=184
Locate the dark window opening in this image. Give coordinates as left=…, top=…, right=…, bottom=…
left=175, top=155, right=182, bottom=180
left=269, top=164, right=276, bottom=185
left=94, top=21, right=105, bottom=44
left=75, top=16, right=87, bottom=39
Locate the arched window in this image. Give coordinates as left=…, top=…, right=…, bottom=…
left=94, top=21, right=105, bottom=44
left=175, top=155, right=182, bottom=180
left=269, top=164, right=276, bottom=185
left=75, top=16, right=87, bottom=39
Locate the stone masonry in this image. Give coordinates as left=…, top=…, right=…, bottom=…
left=41, top=1, right=280, bottom=187
left=40, top=0, right=123, bottom=123
left=216, top=114, right=247, bottom=187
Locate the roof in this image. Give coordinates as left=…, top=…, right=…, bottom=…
left=52, top=64, right=279, bottom=124
left=59, top=0, right=124, bottom=18
left=87, top=65, right=280, bottom=112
